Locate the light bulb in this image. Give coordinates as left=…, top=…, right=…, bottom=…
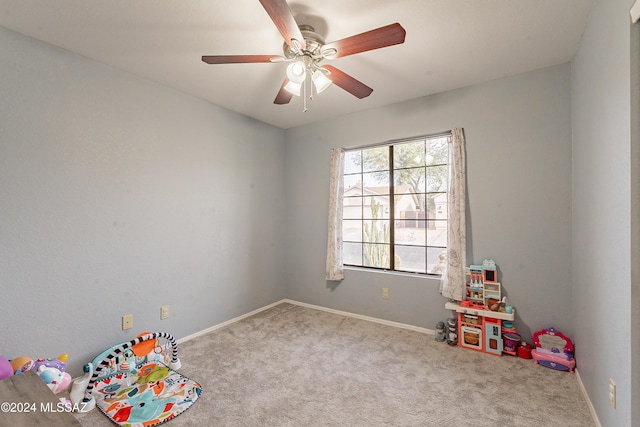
left=284, top=80, right=302, bottom=96
left=286, top=61, right=306, bottom=84
left=312, top=69, right=332, bottom=93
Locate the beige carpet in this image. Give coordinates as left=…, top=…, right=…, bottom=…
left=74, top=302, right=595, bottom=426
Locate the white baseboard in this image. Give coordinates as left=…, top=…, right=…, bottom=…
left=282, top=299, right=435, bottom=335
left=179, top=298, right=434, bottom=347
left=176, top=299, right=287, bottom=344
left=575, top=368, right=601, bottom=427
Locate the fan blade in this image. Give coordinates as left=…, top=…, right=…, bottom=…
left=321, top=23, right=406, bottom=59
left=323, top=65, right=373, bottom=99
left=202, top=55, right=283, bottom=64
left=274, top=78, right=294, bottom=104
left=259, top=0, right=306, bottom=49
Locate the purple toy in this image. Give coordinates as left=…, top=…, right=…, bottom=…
left=32, top=354, right=68, bottom=373
left=531, top=327, right=576, bottom=372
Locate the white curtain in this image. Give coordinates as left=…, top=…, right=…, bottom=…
left=326, top=148, right=345, bottom=281
left=439, top=128, right=467, bottom=301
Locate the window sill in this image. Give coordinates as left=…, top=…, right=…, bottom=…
left=343, top=266, right=442, bottom=283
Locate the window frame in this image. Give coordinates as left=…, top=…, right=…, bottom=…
left=342, top=132, right=451, bottom=276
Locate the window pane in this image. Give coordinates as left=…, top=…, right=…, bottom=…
left=426, top=165, right=448, bottom=192
left=363, top=220, right=390, bottom=243
left=394, top=140, right=425, bottom=169
left=395, top=194, right=425, bottom=213
left=426, top=193, right=447, bottom=219
left=344, top=242, right=362, bottom=266
left=427, top=220, right=447, bottom=246
left=343, top=196, right=362, bottom=220
left=363, top=171, right=389, bottom=190
left=362, top=196, right=390, bottom=220
left=343, top=220, right=363, bottom=242
left=427, top=137, right=448, bottom=165
left=362, top=146, right=389, bottom=173
left=395, top=245, right=426, bottom=273
left=395, top=219, right=426, bottom=246
left=394, top=167, right=425, bottom=193
left=428, top=247, right=447, bottom=275
left=344, top=151, right=362, bottom=174
left=363, top=243, right=390, bottom=268
left=344, top=174, right=361, bottom=192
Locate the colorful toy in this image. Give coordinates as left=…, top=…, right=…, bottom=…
left=503, top=332, right=521, bottom=353
left=0, top=356, right=13, bottom=380
left=32, top=353, right=68, bottom=373
left=73, top=332, right=183, bottom=412
left=517, top=342, right=533, bottom=359
left=37, top=365, right=72, bottom=393
left=532, top=327, right=576, bottom=372
left=464, top=260, right=502, bottom=309
left=10, top=356, right=34, bottom=374
left=482, top=259, right=498, bottom=283
left=484, top=317, right=503, bottom=355
left=71, top=332, right=200, bottom=427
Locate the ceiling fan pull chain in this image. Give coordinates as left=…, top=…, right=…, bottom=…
left=303, top=75, right=308, bottom=112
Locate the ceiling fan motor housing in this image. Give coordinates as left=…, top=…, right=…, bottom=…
left=283, top=25, right=325, bottom=60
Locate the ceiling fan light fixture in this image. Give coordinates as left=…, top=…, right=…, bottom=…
left=284, top=80, right=303, bottom=96
left=286, top=61, right=306, bottom=84
left=312, top=69, right=332, bottom=93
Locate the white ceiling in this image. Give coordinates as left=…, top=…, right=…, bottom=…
left=0, top=0, right=594, bottom=129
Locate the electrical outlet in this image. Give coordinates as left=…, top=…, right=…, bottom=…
left=160, top=305, right=170, bottom=320
left=382, top=287, right=390, bottom=300
left=122, top=314, right=133, bottom=330
left=609, top=378, right=616, bottom=408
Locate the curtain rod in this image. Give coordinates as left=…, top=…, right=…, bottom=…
left=343, top=130, right=452, bottom=151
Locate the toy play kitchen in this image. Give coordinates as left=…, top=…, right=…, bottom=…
left=444, top=259, right=517, bottom=356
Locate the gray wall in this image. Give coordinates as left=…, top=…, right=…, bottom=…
left=284, top=64, right=573, bottom=343
left=0, top=27, right=287, bottom=377
left=631, top=5, right=640, bottom=425
left=571, top=0, right=636, bottom=426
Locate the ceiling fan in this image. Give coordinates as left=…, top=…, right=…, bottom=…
left=201, top=0, right=406, bottom=107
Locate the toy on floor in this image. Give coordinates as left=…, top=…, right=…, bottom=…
left=517, top=342, right=533, bottom=359
left=71, top=331, right=201, bottom=427
left=10, top=356, right=35, bottom=374
left=446, top=317, right=458, bottom=345
left=37, top=365, right=72, bottom=393
left=435, top=321, right=446, bottom=342
left=33, top=353, right=68, bottom=372
left=69, top=362, right=93, bottom=409
left=531, top=327, right=576, bottom=372
left=32, top=353, right=71, bottom=393
left=0, top=356, right=12, bottom=380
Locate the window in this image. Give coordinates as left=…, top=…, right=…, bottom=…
left=342, top=134, right=450, bottom=275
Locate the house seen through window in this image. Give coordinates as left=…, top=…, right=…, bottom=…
left=342, top=134, right=450, bottom=275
